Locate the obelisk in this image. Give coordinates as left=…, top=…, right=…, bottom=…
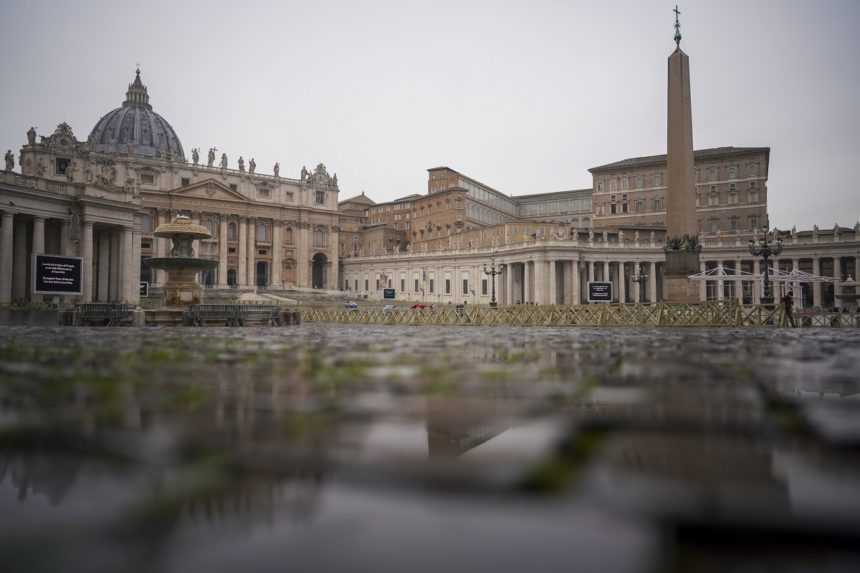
left=663, top=5, right=701, bottom=303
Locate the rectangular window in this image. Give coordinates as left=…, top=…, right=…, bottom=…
left=401, top=278, right=405, bottom=292
left=315, top=191, right=326, bottom=205
left=463, top=279, right=469, bottom=296
left=181, top=177, right=190, bottom=187
left=365, top=279, right=369, bottom=291
left=429, top=279, right=435, bottom=293
left=414, top=279, right=419, bottom=292
left=376, top=279, right=380, bottom=290
left=482, top=279, right=488, bottom=296
left=445, top=279, right=451, bottom=295
left=55, top=158, right=70, bottom=175
left=258, top=188, right=270, bottom=198
left=140, top=173, right=155, bottom=185
left=229, top=184, right=238, bottom=192
left=355, top=279, right=358, bottom=291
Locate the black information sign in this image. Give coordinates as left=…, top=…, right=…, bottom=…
left=587, top=281, right=612, bottom=303
left=383, top=288, right=396, bottom=300
left=32, top=254, right=82, bottom=295
left=139, top=282, right=149, bottom=297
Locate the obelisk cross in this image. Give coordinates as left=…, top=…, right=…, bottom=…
left=673, top=5, right=682, bottom=48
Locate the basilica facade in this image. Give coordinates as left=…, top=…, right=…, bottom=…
left=0, top=70, right=341, bottom=305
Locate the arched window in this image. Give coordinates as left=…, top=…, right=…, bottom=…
left=285, top=227, right=293, bottom=244
left=227, top=221, right=237, bottom=241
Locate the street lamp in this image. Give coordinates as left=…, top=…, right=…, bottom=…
left=482, top=256, right=506, bottom=308
left=632, top=269, right=648, bottom=303
left=748, top=230, right=783, bottom=305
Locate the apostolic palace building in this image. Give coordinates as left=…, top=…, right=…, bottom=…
left=1, top=44, right=858, bottom=310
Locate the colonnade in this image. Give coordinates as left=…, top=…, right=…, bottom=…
left=0, top=210, right=139, bottom=305
left=498, top=259, right=660, bottom=305
left=342, top=256, right=664, bottom=305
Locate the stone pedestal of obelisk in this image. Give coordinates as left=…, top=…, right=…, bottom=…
left=663, top=41, right=701, bottom=303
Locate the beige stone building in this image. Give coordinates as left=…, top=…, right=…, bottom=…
left=0, top=70, right=341, bottom=305
left=589, top=147, right=770, bottom=236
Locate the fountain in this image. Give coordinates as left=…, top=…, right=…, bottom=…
left=147, top=215, right=217, bottom=306
left=835, top=275, right=859, bottom=313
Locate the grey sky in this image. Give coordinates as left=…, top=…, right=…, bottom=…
left=1, top=0, right=858, bottom=229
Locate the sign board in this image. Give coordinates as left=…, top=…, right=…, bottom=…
left=383, top=288, right=396, bottom=300
left=139, top=282, right=149, bottom=297
left=32, top=254, right=82, bottom=296
left=587, top=281, right=612, bottom=303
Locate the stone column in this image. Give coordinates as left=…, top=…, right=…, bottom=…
left=506, top=264, right=514, bottom=304
left=0, top=212, right=14, bottom=304
left=130, top=229, right=141, bottom=305
left=119, top=226, right=134, bottom=303
left=271, top=221, right=282, bottom=288
left=108, top=231, right=121, bottom=301
left=833, top=257, right=842, bottom=303
left=12, top=218, right=28, bottom=301
left=736, top=258, right=744, bottom=303
left=328, top=225, right=339, bottom=290
left=752, top=259, right=762, bottom=304
left=699, top=261, right=707, bottom=301
left=60, top=220, right=72, bottom=256
left=154, top=210, right=167, bottom=286
left=812, top=257, right=822, bottom=307
left=238, top=218, right=247, bottom=286
left=619, top=261, right=627, bottom=304
left=633, top=262, right=641, bottom=303
left=82, top=221, right=94, bottom=302
left=791, top=258, right=800, bottom=306
left=531, top=260, right=541, bottom=304
left=587, top=260, right=594, bottom=282
left=717, top=260, right=725, bottom=301
left=297, top=225, right=310, bottom=288
left=247, top=217, right=256, bottom=288
left=572, top=260, right=581, bottom=304
left=218, top=217, right=228, bottom=287
left=524, top=261, right=532, bottom=303
left=32, top=216, right=45, bottom=256
left=548, top=260, right=557, bottom=305
left=649, top=261, right=658, bottom=303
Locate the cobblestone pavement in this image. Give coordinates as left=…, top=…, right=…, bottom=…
left=1, top=325, right=859, bottom=573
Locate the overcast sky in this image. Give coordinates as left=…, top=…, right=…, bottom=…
left=1, top=0, right=857, bottom=229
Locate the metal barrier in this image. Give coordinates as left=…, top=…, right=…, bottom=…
left=301, top=302, right=860, bottom=328
left=75, top=303, right=134, bottom=326
left=183, top=304, right=288, bottom=326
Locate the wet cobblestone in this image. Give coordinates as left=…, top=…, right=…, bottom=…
left=0, top=325, right=859, bottom=572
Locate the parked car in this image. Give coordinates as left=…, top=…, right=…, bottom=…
left=382, top=304, right=395, bottom=312
left=344, top=301, right=359, bottom=310
left=410, top=303, right=428, bottom=310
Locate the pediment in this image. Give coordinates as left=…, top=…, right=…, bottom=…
left=173, top=178, right=248, bottom=202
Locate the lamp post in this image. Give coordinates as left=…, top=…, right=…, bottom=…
left=748, top=231, right=783, bottom=305
left=632, top=270, right=648, bottom=303
left=482, top=256, right=506, bottom=308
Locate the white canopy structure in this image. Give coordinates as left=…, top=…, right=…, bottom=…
left=687, top=265, right=836, bottom=284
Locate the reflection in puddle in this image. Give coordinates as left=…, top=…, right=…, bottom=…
left=1, top=325, right=859, bottom=572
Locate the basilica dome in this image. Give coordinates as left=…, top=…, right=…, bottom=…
left=87, top=69, right=185, bottom=161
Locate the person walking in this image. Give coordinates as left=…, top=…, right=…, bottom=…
left=782, top=290, right=797, bottom=328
